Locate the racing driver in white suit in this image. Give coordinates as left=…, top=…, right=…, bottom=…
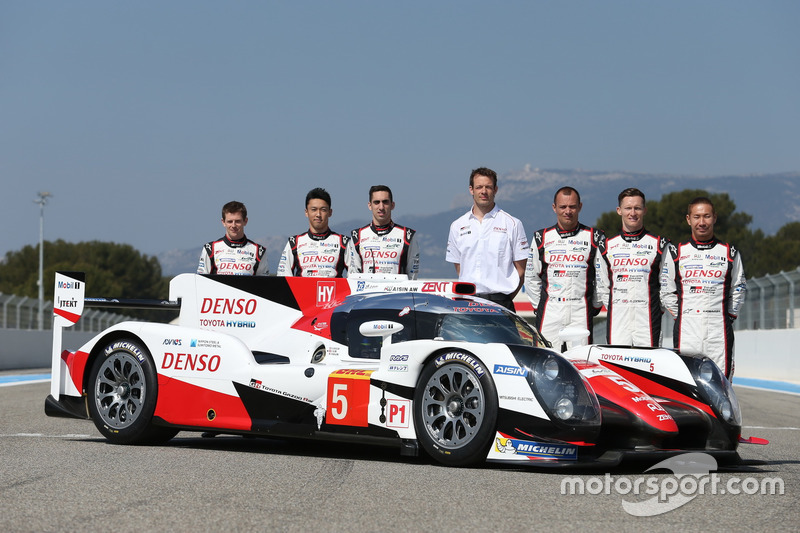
left=197, top=201, right=269, bottom=276
left=348, top=185, right=419, bottom=279
left=277, top=188, right=350, bottom=277
left=661, top=197, right=746, bottom=378
left=526, top=187, right=605, bottom=349
left=596, top=188, right=670, bottom=346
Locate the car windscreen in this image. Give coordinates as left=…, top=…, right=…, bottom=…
left=435, top=311, right=545, bottom=347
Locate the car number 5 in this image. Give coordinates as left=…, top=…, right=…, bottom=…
left=331, top=383, right=348, bottom=419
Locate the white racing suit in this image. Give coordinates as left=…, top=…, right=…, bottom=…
left=525, top=224, right=605, bottom=348
left=660, top=238, right=747, bottom=378
left=596, top=229, right=670, bottom=346
left=276, top=230, right=350, bottom=277
left=348, top=222, right=419, bottom=279
left=197, top=235, right=269, bottom=276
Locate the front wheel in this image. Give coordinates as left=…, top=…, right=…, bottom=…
left=413, top=352, right=498, bottom=466
left=87, top=338, right=177, bottom=444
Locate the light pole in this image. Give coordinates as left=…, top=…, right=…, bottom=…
left=34, top=191, right=52, bottom=330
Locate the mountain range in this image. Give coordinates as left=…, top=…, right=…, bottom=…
left=159, top=168, right=800, bottom=279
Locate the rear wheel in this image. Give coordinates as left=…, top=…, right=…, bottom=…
left=87, top=339, right=177, bottom=444
left=413, top=352, right=498, bottom=466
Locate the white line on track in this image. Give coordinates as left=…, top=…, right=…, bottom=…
left=1, top=433, right=93, bottom=438
left=0, top=379, right=50, bottom=388
left=742, top=426, right=800, bottom=431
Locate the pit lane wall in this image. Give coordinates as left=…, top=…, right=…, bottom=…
left=0, top=330, right=96, bottom=371
left=733, top=329, right=800, bottom=382
left=1, top=328, right=797, bottom=384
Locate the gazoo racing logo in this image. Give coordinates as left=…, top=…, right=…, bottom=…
left=434, top=352, right=485, bottom=377
left=199, top=298, right=257, bottom=328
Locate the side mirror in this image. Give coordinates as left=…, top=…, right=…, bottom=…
left=557, top=327, right=590, bottom=345
left=359, top=321, right=404, bottom=345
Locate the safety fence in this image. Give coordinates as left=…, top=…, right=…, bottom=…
left=659, top=268, right=800, bottom=337
left=0, top=294, right=130, bottom=332
left=736, top=267, right=800, bottom=331
left=3, top=267, right=799, bottom=333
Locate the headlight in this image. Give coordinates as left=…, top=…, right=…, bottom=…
left=543, top=356, right=560, bottom=380
left=698, top=359, right=715, bottom=383
left=554, top=397, right=575, bottom=420
left=687, top=356, right=741, bottom=426
left=526, top=351, right=600, bottom=426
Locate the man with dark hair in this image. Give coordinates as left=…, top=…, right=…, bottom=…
left=277, top=188, right=350, bottom=277
left=348, top=185, right=419, bottom=279
left=446, top=167, right=529, bottom=311
left=525, top=186, right=605, bottom=349
left=596, top=188, right=670, bottom=346
left=661, top=197, right=747, bottom=378
left=197, top=200, right=268, bottom=275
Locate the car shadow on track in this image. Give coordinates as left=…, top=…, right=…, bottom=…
left=69, top=432, right=791, bottom=475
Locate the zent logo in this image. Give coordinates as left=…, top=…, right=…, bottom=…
left=422, top=281, right=449, bottom=292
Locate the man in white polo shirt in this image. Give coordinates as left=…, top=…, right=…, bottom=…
left=446, top=167, right=529, bottom=310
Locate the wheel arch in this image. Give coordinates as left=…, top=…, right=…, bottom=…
left=81, top=330, right=151, bottom=395
left=413, top=346, right=495, bottom=389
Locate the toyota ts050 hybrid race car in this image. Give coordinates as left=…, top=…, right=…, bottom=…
left=45, top=271, right=765, bottom=467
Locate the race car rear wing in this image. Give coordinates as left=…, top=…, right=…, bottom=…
left=51, top=271, right=180, bottom=399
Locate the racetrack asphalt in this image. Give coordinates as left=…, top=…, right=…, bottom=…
left=1, top=376, right=797, bottom=532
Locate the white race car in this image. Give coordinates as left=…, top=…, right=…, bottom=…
left=45, top=271, right=764, bottom=467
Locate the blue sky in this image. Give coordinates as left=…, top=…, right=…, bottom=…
left=2, top=1, right=798, bottom=260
